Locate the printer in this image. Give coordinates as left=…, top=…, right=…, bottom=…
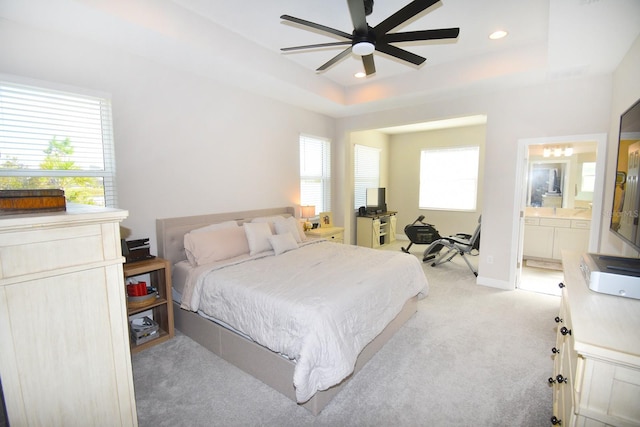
left=579, top=253, right=640, bottom=300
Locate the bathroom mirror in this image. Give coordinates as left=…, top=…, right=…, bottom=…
left=527, top=143, right=597, bottom=209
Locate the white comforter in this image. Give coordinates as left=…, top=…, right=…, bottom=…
left=181, top=240, right=428, bottom=403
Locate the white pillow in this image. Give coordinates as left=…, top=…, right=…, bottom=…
left=184, top=226, right=249, bottom=266
left=251, top=216, right=285, bottom=234
left=274, top=216, right=304, bottom=243
left=190, top=220, right=238, bottom=234
left=244, top=222, right=273, bottom=255
left=268, top=233, right=299, bottom=255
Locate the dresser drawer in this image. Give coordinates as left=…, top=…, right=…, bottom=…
left=540, top=218, right=571, bottom=228
left=0, top=223, right=112, bottom=280
left=327, top=232, right=344, bottom=243
left=571, top=220, right=590, bottom=229
left=524, top=217, right=540, bottom=226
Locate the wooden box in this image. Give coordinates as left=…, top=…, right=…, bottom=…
left=0, top=189, right=66, bottom=214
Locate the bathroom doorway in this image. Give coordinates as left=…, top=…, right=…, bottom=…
left=514, top=134, right=606, bottom=296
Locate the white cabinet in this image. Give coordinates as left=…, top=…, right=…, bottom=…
left=524, top=217, right=590, bottom=261
left=357, top=212, right=397, bottom=248
left=523, top=218, right=555, bottom=258
left=550, top=253, right=640, bottom=426
left=0, top=205, right=138, bottom=426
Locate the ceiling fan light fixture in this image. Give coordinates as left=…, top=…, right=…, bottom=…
left=352, top=41, right=375, bottom=56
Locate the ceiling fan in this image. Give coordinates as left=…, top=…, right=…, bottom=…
left=280, top=0, right=460, bottom=76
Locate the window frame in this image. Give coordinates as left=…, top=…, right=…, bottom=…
left=353, top=144, right=381, bottom=209
left=0, top=76, right=117, bottom=207
left=419, top=145, right=480, bottom=211
left=299, top=134, right=331, bottom=214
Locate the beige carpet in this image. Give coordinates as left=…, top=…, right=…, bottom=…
left=132, top=240, right=560, bottom=426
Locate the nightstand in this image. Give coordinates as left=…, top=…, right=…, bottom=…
left=305, top=226, right=344, bottom=243
left=124, top=257, right=175, bottom=353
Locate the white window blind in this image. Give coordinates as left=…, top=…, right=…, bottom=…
left=0, top=79, right=117, bottom=207
left=300, top=134, right=331, bottom=213
left=419, top=146, right=479, bottom=211
left=354, top=144, right=380, bottom=209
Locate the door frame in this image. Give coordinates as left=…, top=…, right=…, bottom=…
left=512, top=133, right=607, bottom=289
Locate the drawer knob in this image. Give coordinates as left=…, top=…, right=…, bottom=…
left=558, top=282, right=565, bottom=289
left=550, top=415, right=562, bottom=425
left=560, top=326, right=572, bottom=336
left=548, top=375, right=567, bottom=385
left=554, top=316, right=563, bottom=323
left=551, top=347, right=560, bottom=354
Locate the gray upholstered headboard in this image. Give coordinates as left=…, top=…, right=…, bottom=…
left=156, top=207, right=295, bottom=267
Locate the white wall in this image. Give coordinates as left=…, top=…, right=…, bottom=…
left=389, top=125, right=486, bottom=238
left=336, top=74, right=614, bottom=289
left=0, top=18, right=334, bottom=253
left=601, top=35, right=640, bottom=256
left=2, top=15, right=639, bottom=290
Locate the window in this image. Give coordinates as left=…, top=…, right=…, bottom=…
left=354, top=144, right=380, bottom=209
left=419, top=146, right=479, bottom=211
left=0, top=79, right=117, bottom=207
left=580, top=162, right=596, bottom=192
left=300, top=134, right=331, bottom=213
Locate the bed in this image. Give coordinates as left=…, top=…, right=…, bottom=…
left=156, top=207, right=428, bottom=414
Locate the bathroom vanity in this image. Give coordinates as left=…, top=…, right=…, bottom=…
left=523, top=208, right=591, bottom=261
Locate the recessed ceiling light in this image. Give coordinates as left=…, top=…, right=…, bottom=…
left=354, top=72, right=366, bottom=78
left=489, top=30, right=508, bottom=40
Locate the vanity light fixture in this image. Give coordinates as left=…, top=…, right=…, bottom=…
left=543, top=145, right=573, bottom=158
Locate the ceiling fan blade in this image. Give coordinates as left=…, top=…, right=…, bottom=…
left=382, top=28, right=460, bottom=43
left=376, top=43, right=426, bottom=66
left=317, top=47, right=353, bottom=72
left=374, top=0, right=439, bottom=36
left=281, top=15, right=353, bottom=39
left=362, top=54, right=376, bottom=75
left=347, top=0, right=368, bottom=34
left=281, top=41, right=352, bottom=52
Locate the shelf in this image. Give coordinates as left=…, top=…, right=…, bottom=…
left=129, top=328, right=171, bottom=354
left=127, top=297, right=168, bottom=316
left=123, top=257, right=164, bottom=276
left=123, top=257, right=174, bottom=354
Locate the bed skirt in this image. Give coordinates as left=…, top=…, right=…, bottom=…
left=172, top=295, right=418, bottom=415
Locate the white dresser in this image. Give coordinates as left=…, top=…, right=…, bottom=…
left=551, top=252, right=640, bottom=426
left=0, top=205, right=138, bottom=426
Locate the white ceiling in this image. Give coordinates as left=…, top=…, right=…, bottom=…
left=1, top=0, right=639, bottom=118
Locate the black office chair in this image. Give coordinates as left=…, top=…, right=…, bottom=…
left=422, top=216, right=481, bottom=276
